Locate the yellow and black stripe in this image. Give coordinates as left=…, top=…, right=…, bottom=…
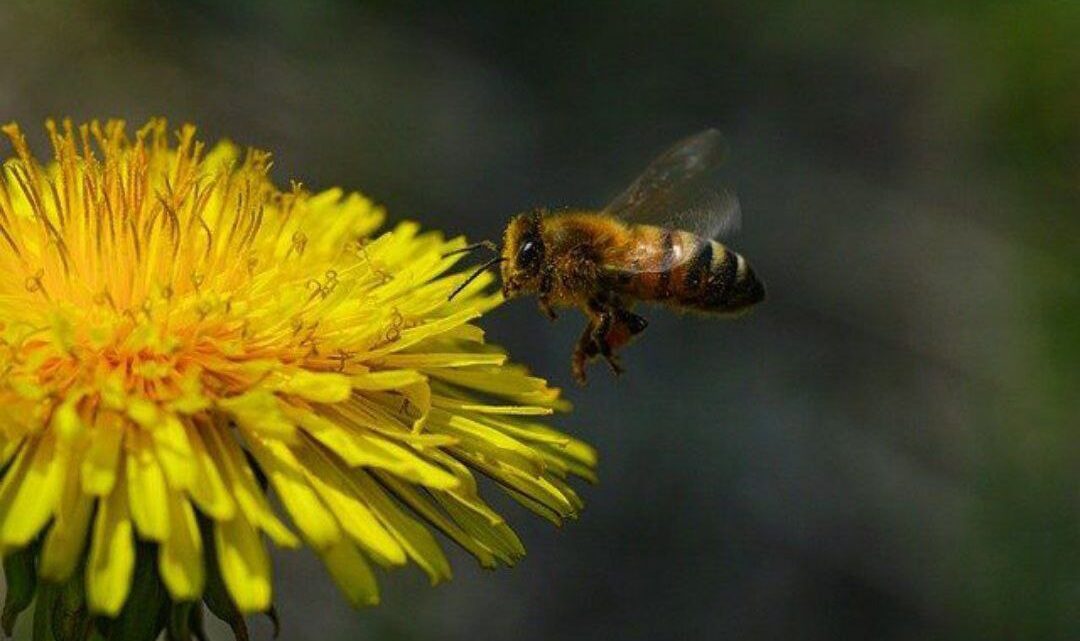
left=611, top=226, right=764, bottom=313
left=676, top=235, right=764, bottom=312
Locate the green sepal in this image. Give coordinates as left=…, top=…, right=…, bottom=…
left=50, top=571, right=91, bottom=641
left=2, top=545, right=38, bottom=635
left=31, top=582, right=57, bottom=641
left=165, top=601, right=194, bottom=641
left=200, top=552, right=248, bottom=640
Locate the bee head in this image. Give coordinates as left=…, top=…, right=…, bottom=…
left=501, top=210, right=545, bottom=298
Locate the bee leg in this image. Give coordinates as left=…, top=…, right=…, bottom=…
left=602, top=350, right=624, bottom=376
left=538, top=298, right=558, bottom=322
left=590, top=310, right=625, bottom=377
left=588, top=307, right=647, bottom=378
left=537, top=269, right=558, bottom=322
left=571, top=321, right=600, bottom=385
left=616, top=309, right=648, bottom=337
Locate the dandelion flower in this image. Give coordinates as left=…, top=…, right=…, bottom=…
left=0, top=119, right=596, bottom=639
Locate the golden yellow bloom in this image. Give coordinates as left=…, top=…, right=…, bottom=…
left=0, top=119, right=594, bottom=635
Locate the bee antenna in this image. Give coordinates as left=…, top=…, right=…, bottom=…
left=448, top=256, right=505, bottom=301
left=444, top=240, right=498, bottom=257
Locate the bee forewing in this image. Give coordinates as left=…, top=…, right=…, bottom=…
left=662, top=187, right=741, bottom=241
left=602, top=129, right=741, bottom=241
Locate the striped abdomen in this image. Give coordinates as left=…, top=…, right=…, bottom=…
left=607, top=226, right=765, bottom=313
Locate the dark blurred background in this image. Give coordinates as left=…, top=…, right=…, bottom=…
left=3, top=1, right=1079, bottom=639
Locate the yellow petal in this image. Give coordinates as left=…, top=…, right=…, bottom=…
left=364, top=309, right=479, bottom=356
left=545, top=474, right=585, bottom=512
left=86, top=480, right=135, bottom=616
left=277, top=370, right=352, bottom=403
left=1, top=433, right=66, bottom=546
left=537, top=437, right=598, bottom=482
left=287, top=405, right=458, bottom=490
left=319, top=539, right=379, bottom=607
left=81, top=411, right=125, bottom=496
left=502, top=486, right=564, bottom=526
left=218, top=391, right=296, bottom=439
left=293, top=440, right=406, bottom=566
left=400, top=381, right=431, bottom=431
left=351, top=369, right=426, bottom=391
left=202, top=427, right=299, bottom=548
left=435, top=322, right=486, bottom=343
left=375, top=473, right=496, bottom=568
left=432, top=397, right=554, bottom=416
left=168, top=368, right=211, bottom=414
left=242, top=430, right=341, bottom=549
left=182, top=422, right=236, bottom=521
left=414, top=441, right=482, bottom=499
left=151, top=414, right=196, bottom=490
left=378, top=352, right=506, bottom=369
left=427, top=408, right=544, bottom=476
left=40, top=458, right=94, bottom=581
left=435, top=491, right=524, bottom=565
left=462, top=451, right=574, bottom=517
left=51, top=391, right=86, bottom=441
left=158, top=493, right=204, bottom=600
left=215, top=510, right=271, bottom=613
left=352, top=470, right=451, bottom=584
left=126, top=397, right=160, bottom=428
left=429, top=366, right=555, bottom=401
left=125, top=430, right=170, bottom=540
left=0, top=440, right=37, bottom=553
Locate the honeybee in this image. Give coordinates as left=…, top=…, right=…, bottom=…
left=450, top=129, right=764, bottom=384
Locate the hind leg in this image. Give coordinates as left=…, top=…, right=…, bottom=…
left=594, top=308, right=647, bottom=374
left=572, top=300, right=648, bottom=384
left=572, top=320, right=601, bottom=385
left=612, top=308, right=648, bottom=342
left=590, top=310, right=625, bottom=376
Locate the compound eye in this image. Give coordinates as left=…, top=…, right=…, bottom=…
left=518, top=240, right=540, bottom=269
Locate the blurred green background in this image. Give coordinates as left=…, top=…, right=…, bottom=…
left=2, top=1, right=1078, bottom=639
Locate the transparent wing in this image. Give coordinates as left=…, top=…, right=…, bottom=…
left=602, top=128, right=741, bottom=241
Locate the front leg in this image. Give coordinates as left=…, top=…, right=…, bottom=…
left=537, top=269, right=558, bottom=321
